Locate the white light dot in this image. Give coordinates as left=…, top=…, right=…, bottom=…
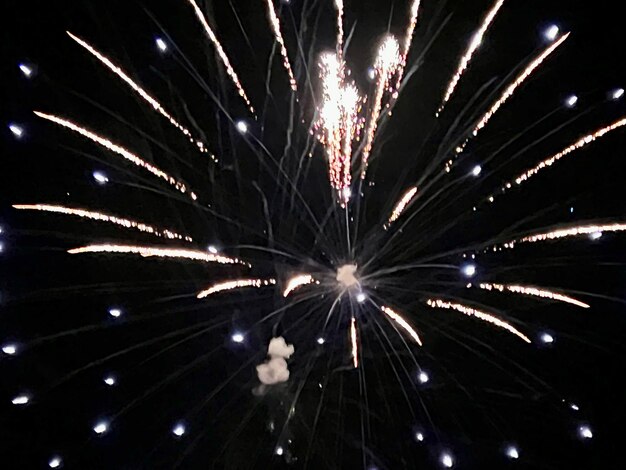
left=236, top=121, right=248, bottom=134
left=0, top=242, right=4, bottom=253
left=367, top=67, right=376, bottom=80
left=462, top=264, right=476, bottom=277
left=9, top=124, right=24, bottom=138
left=506, top=446, right=519, bottom=459
left=48, top=456, right=62, bottom=468
left=12, top=394, right=30, bottom=405
left=103, top=375, right=116, bottom=386
left=488, top=196, right=494, bottom=203
left=418, top=371, right=429, bottom=384
left=316, top=337, right=325, bottom=345
left=570, top=403, right=580, bottom=411
left=544, top=24, right=559, bottom=41
left=108, top=308, right=122, bottom=318
left=342, top=187, right=352, bottom=199
left=541, top=332, right=554, bottom=344
left=19, top=63, right=33, bottom=77
left=415, top=432, right=424, bottom=442
left=356, top=292, right=366, bottom=303
left=155, top=37, right=168, bottom=52
left=208, top=245, right=218, bottom=254
left=172, top=423, right=186, bottom=436
left=569, top=206, right=574, bottom=214
left=231, top=333, right=245, bottom=343
left=472, top=165, right=482, bottom=176
left=93, top=171, right=109, bottom=184
left=589, top=231, right=603, bottom=240
left=612, top=88, right=624, bottom=100
left=275, top=446, right=284, bottom=456
left=441, top=452, right=454, bottom=468
left=93, top=421, right=108, bottom=434
left=565, top=94, right=578, bottom=107
left=579, top=425, right=593, bottom=439
left=0, top=226, right=3, bottom=234
left=2, top=344, right=17, bottom=355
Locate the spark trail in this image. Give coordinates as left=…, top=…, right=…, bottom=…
left=478, top=283, right=590, bottom=308
left=387, top=186, right=418, bottom=226
left=197, top=279, right=277, bottom=299
left=283, top=274, right=316, bottom=297
left=265, top=0, right=297, bottom=91
left=381, top=306, right=423, bottom=345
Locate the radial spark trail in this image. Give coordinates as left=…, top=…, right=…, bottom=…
left=396, top=0, right=421, bottom=88
left=381, top=306, right=423, bottom=346
left=66, top=31, right=214, bottom=160
left=265, top=0, right=297, bottom=91
left=438, top=0, right=505, bottom=114
left=12, top=204, right=192, bottom=241
left=502, top=223, right=626, bottom=247
left=478, top=283, right=590, bottom=308
left=185, top=0, right=255, bottom=114
left=68, top=244, right=244, bottom=265
left=426, top=299, right=531, bottom=343
left=197, top=278, right=276, bottom=299
left=471, top=33, right=569, bottom=138
left=361, top=36, right=401, bottom=179
left=33, top=111, right=196, bottom=199
left=508, top=117, right=626, bottom=187
left=387, top=186, right=418, bottom=226
left=334, top=0, right=345, bottom=57
left=283, top=274, right=316, bottom=297
left=350, top=316, right=359, bottom=368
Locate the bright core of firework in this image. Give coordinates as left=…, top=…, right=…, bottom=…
left=336, top=264, right=359, bottom=288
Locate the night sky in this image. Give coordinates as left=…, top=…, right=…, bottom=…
left=1, top=0, right=625, bottom=469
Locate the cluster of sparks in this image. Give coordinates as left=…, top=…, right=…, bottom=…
left=477, top=283, right=590, bottom=308
left=7, top=0, right=626, bottom=467
left=197, top=279, right=277, bottom=299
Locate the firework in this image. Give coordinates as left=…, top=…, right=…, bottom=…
left=350, top=316, right=358, bottom=368
left=361, top=36, right=401, bottom=179
left=381, top=306, right=423, bottom=345
left=66, top=31, right=214, bottom=159
left=13, top=204, right=192, bottom=241
left=426, top=299, right=532, bottom=343
left=438, top=0, right=505, bottom=114
left=334, top=0, right=345, bottom=57
left=185, top=0, right=254, bottom=114
left=67, top=244, right=245, bottom=265
left=264, top=0, right=297, bottom=91
left=387, top=186, right=418, bottom=226
left=33, top=111, right=196, bottom=199
left=502, top=223, right=626, bottom=247
left=197, top=279, right=276, bottom=299
left=283, top=274, right=316, bottom=297
left=478, top=283, right=590, bottom=308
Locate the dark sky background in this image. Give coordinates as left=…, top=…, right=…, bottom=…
left=1, top=0, right=625, bottom=469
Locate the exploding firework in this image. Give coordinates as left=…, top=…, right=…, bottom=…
left=3, top=1, right=625, bottom=468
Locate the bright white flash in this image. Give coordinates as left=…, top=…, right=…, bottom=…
left=337, top=264, right=359, bottom=288
left=208, top=245, right=218, bottom=254
left=19, top=63, right=33, bottom=77
left=367, top=67, right=376, bottom=80
left=93, top=171, right=109, bottom=184
left=236, top=120, right=248, bottom=134
left=12, top=395, right=30, bottom=405
left=9, top=124, right=24, bottom=138
left=565, top=95, right=578, bottom=107
left=506, top=446, right=519, bottom=459
left=93, top=421, right=108, bottom=434
left=104, top=375, right=116, bottom=386
left=579, top=425, right=593, bottom=439
left=275, top=446, right=284, bottom=456
left=173, top=423, right=186, bottom=436
left=612, top=88, right=625, bottom=100
left=48, top=456, right=62, bottom=468
left=356, top=292, right=366, bottom=303
left=472, top=165, right=482, bottom=176
left=108, top=308, right=122, bottom=318
left=589, top=231, right=603, bottom=240
left=418, top=371, right=429, bottom=384
left=316, top=337, right=325, bottom=345
left=155, top=37, right=168, bottom=52
left=2, top=344, right=17, bottom=355
left=541, top=332, right=554, bottom=343
left=231, top=333, right=245, bottom=343
left=462, top=264, right=476, bottom=277
left=415, top=432, right=424, bottom=442
left=441, top=452, right=454, bottom=468
left=544, top=25, right=559, bottom=41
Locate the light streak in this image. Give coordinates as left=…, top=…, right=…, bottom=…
left=426, top=299, right=531, bottom=343
left=13, top=204, right=192, bottom=241
left=502, top=223, right=626, bottom=247
left=68, top=244, right=245, bottom=265
left=283, top=274, right=316, bottom=297
left=478, top=283, right=590, bottom=308
left=197, top=278, right=276, bottom=299
left=265, top=0, right=297, bottom=91
left=67, top=32, right=213, bottom=159
left=381, top=306, right=423, bottom=346
left=387, top=186, right=418, bottom=225
left=361, top=36, right=401, bottom=179
left=33, top=111, right=196, bottom=199
left=510, top=118, right=626, bottom=187
left=185, top=0, right=255, bottom=114
left=438, top=0, right=505, bottom=114
left=334, top=0, right=344, bottom=57
left=350, top=316, right=358, bottom=368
